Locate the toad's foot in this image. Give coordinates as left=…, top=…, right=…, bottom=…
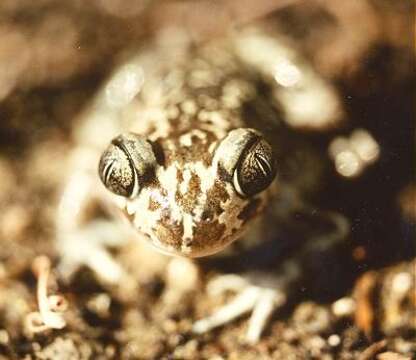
left=192, top=261, right=300, bottom=344
left=57, top=219, right=130, bottom=284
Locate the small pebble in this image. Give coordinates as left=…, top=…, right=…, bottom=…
left=328, top=334, right=341, bottom=347
left=282, top=328, right=298, bottom=342
left=307, top=335, right=326, bottom=357
left=332, top=297, right=356, bottom=317
left=0, top=330, right=9, bottom=345
left=391, top=272, right=412, bottom=295
left=377, top=352, right=411, bottom=360
left=166, top=257, right=199, bottom=292
left=293, top=302, right=331, bottom=333
left=87, top=293, right=111, bottom=317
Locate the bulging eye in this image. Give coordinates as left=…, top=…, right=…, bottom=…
left=98, top=133, right=157, bottom=197
left=214, top=128, right=277, bottom=197
left=234, top=135, right=276, bottom=197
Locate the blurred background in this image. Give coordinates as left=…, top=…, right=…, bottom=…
left=0, top=1, right=414, bottom=359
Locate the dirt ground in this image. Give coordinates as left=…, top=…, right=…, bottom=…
left=0, top=1, right=414, bottom=359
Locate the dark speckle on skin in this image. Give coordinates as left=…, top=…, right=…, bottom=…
left=238, top=198, right=261, bottom=223
left=155, top=215, right=184, bottom=249
left=148, top=196, right=161, bottom=211
left=205, top=180, right=229, bottom=216
left=178, top=132, right=214, bottom=166
left=183, top=237, right=193, bottom=249
left=176, top=168, right=184, bottom=183
left=175, top=172, right=201, bottom=214
left=192, top=220, right=226, bottom=253
left=201, top=209, right=214, bottom=222
left=160, top=128, right=216, bottom=168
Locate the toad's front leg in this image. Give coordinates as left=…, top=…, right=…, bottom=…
left=193, top=209, right=349, bottom=344
left=56, top=165, right=131, bottom=284
left=193, top=260, right=299, bottom=344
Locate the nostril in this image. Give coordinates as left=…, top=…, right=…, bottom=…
left=201, top=209, right=214, bottom=222
left=150, top=140, right=166, bottom=167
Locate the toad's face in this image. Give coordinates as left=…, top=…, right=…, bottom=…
left=98, top=128, right=277, bottom=257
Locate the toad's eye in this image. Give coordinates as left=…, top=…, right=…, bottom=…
left=98, top=133, right=157, bottom=197
left=215, top=128, right=277, bottom=197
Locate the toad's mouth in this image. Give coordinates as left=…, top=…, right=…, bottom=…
left=139, top=224, right=248, bottom=258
